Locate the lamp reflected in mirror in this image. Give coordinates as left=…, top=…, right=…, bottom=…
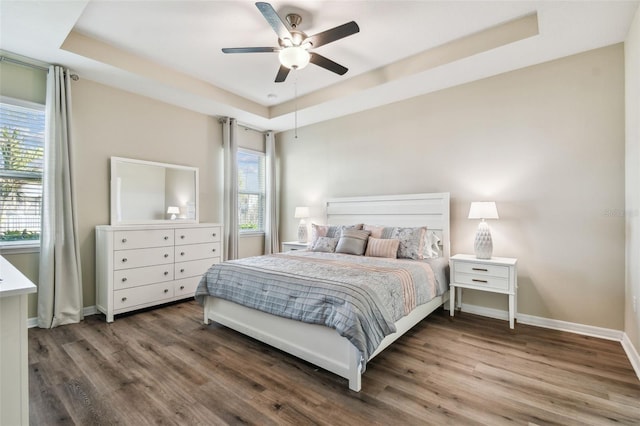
left=167, top=206, right=180, bottom=220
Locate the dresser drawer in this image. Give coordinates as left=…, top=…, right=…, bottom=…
left=174, top=276, right=201, bottom=299
left=114, top=282, right=174, bottom=310
left=453, top=272, right=509, bottom=291
left=175, top=227, right=221, bottom=245
left=175, top=257, right=219, bottom=279
left=175, top=242, right=221, bottom=262
left=113, top=247, right=174, bottom=270
left=114, top=229, right=174, bottom=250
left=454, top=261, right=509, bottom=279
left=114, top=264, right=174, bottom=290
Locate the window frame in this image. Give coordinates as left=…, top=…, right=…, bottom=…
left=237, top=147, right=266, bottom=235
left=0, top=95, right=45, bottom=253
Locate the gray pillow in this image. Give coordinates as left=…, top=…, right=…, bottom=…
left=335, top=229, right=371, bottom=255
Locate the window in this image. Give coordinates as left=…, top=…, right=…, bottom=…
left=237, top=148, right=265, bottom=233
left=0, top=97, right=45, bottom=246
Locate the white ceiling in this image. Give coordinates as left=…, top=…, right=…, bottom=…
left=1, top=0, right=638, bottom=132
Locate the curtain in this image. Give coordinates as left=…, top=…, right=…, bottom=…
left=264, top=131, right=279, bottom=254
left=222, top=117, right=239, bottom=260
left=38, top=66, right=83, bottom=328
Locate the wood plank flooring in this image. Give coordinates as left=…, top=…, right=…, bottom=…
left=28, top=301, right=640, bottom=425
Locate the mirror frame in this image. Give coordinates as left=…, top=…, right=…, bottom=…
left=110, top=157, right=199, bottom=225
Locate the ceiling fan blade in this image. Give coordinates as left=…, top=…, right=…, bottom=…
left=256, top=2, right=292, bottom=41
left=309, top=53, right=348, bottom=75
left=308, top=21, right=359, bottom=49
left=275, top=65, right=290, bottom=83
left=222, top=47, right=278, bottom=54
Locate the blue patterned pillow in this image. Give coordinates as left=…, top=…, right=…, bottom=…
left=311, top=237, right=339, bottom=253
left=381, top=226, right=426, bottom=260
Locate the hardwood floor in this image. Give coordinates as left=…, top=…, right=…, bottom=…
left=29, top=301, right=640, bottom=425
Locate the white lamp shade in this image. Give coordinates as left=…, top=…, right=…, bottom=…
left=279, top=47, right=310, bottom=70
left=294, top=206, right=310, bottom=219
left=167, top=206, right=180, bottom=214
left=468, top=202, right=499, bottom=220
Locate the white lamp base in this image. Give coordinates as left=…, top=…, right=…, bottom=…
left=297, top=219, right=308, bottom=243
left=474, top=220, right=493, bottom=259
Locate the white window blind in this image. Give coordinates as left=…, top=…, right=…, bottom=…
left=238, top=148, right=265, bottom=233
left=0, top=98, right=45, bottom=244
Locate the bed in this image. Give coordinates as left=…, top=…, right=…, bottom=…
left=196, top=192, right=450, bottom=391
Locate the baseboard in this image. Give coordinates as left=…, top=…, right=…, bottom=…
left=460, top=302, right=623, bottom=341
left=27, top=305, right=97, bottom=328
left=622, top=333, right=640, bottom=380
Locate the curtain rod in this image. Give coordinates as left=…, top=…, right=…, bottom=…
left=218, top=117, right=270, bottom=135
left=0, top=56, right=80, bottom=80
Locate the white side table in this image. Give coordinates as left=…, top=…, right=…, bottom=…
left=449, top=254, right=518, bottom=329
left=281, top=241, right=308, bottom=252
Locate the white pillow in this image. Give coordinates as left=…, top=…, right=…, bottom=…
left=423, top=231, right=441, bottom=259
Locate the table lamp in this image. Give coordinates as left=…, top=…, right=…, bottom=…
left=468, top=201, right=499, bottom=259
left=167, top=206, right=180, bottom=220
left=294, top=206, right=310, bottom=243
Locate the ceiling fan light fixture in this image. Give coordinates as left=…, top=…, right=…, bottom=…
left=279, top=46, right=310, bottom=70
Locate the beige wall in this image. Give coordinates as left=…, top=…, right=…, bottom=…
left=11, top=78, right=224, bottom=318
left=71, top=79, right=223, bottom=315
left=625, top=8, right=640, bottom=353
left=277, top=44, right=625, bottom=330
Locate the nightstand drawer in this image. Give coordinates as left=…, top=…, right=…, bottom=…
left=453, top=273, right=509, bottom=291
left=454, top=262, right=509, bottom=278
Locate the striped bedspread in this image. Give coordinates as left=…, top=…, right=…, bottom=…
left=195, top=251, right=438, bottom=365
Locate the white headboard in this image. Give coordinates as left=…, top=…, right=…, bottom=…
left=325, top=192, right=450, bottom=258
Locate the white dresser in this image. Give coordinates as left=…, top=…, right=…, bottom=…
left=96, top=223, right=222, bottom=322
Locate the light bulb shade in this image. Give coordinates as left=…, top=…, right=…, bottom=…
left=279, top=47, right=310, bottom=70
left=468, top=201, right=499, bottom=220
left=294, top=206, right=309, bottom=219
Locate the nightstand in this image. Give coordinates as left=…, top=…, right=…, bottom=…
left=281, top=241, right=309, bottom=252
left=449, top=254, right=518, bottom=329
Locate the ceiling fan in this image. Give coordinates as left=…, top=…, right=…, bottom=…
left=222, top=2, right=360, bottom=83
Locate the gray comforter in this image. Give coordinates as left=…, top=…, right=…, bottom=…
left=195, top=251, right=439, bottom=366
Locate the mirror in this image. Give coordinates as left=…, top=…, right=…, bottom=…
left=110, top=157, right=199, bottom=225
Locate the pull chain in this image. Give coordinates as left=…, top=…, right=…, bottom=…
left=294, top=72, right=299, bottom=139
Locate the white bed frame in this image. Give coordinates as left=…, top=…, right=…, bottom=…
left=203, top=192, right=450, bottom=391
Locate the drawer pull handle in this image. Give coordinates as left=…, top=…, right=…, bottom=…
left=164, top=271, right=169, bottom=276
left=164, top=289, right=169, bottom=293
left=180, top=268, right=185, bottom=273
left=164, top=236, right=169, bottom=240
left=212, top=248, right=216, bottom=252
left=180, top=285, right=185, bottom=290
left=122, top=258, right=128, bottom=263
left=121, top=297, right=127, bottom=302
left=180, top=235, right=185, bottom=239
left=472, top=279, right=488, bottom=283
left=181, top=252, right=185, bottom=256
left=472, top=268, right=488, bottom=272
left=121, top=277, right=127, bottom=282
left=164, top=254, right=169, bottom=258
left=121, top=238, right=127, bottom=243
left=212, top=233, right=216, bottom=237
